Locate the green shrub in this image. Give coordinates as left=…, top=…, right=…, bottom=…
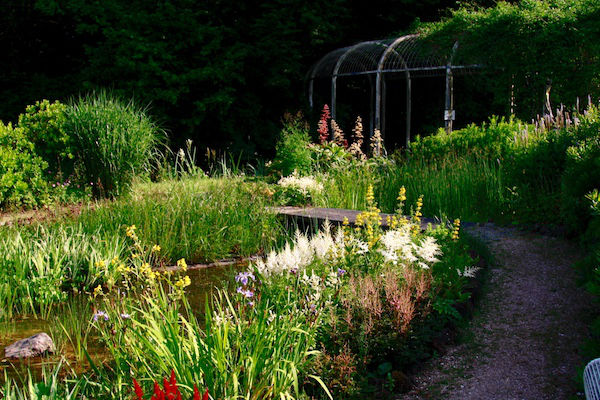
left=271, top=113, right=313, bottom=177
left=64, top=92, right=163, bottom=197
left=0, top=122, right=49, bottom=208
left=18, top=99, right=73, bottom=176
left=561, top=107, right=600, bottom=233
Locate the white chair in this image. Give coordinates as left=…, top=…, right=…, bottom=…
left=584, top=358, right=600, bottom=399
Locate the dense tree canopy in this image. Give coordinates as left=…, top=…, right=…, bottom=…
left=0, top=0, right=461, bottom=155
left=419, top=0, right=600, bottom=118
left=2, top=0, right=597, bottom=155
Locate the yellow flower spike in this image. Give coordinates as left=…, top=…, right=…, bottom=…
left=451, top=218, right=461, bottom=240
left=94, top=260, right=106, bottom=268
left=93, top=285, right=103, bottom=298
left=177, top=258, right=188, bottom=272
left=342, top=217, right=349, bottom=226
left=125, top=225, right=137, bottom=238
left=397, top=186, right=407, bottom=202
left=152, top=244, right=161, bottom=253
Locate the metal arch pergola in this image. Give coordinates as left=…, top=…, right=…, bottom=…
left=307, top=34, right=480, bottom=146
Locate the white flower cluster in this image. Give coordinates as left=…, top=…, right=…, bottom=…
left=255, top=223, right=344, bottom=277
left=379, top=226, right=442, bottom=269
left=457, top=266, right=480, bottom=278
left=277, top=172, right=324, bottom=195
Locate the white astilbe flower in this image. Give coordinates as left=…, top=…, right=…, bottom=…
left=301, top=270, right=323, bottom=302
left=379, top=227, right=417, bottom=264
left=457, top=266, right=480, bottom=278
left=416, top=236, right=441, bottom=264
left=348, top=237, right=369, bottom=255
left=325, top=269, right=341, bottom=288
left=278, top=172, right=324, bottom=195
left=254, top=224, right=344, bottom=278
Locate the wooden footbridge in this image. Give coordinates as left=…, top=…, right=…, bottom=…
left=273, top=206, right=438, bottom=231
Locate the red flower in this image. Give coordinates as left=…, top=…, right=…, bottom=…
left=318, top=104, right=331, bottom=144
left=133, top=379, right=144, bottom=400
left=132, top=370, right=208, bottom=400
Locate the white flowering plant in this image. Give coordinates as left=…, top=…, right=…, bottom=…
left=238, top=184, right=478, bottom=397
left=274, top=171, right=325, bottom=206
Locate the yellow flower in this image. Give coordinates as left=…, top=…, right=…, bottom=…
left=397, top=186, right=407, bottom=202
left=132, top=253, right=140, bottom=259
left=110, top=256, right=120, bottom=265
left=126, top=225, right=137, bottom=238
left=152, top=244, right=161, bottom=253
left=177, top=258, right=188, bottom=272
left=93, top=285, right=103, bottom=298
left=451, top=218, right=461, bottom=240
left=175, top=275, right=191, bottom=288
left=94, top=260, right=106, bottom=268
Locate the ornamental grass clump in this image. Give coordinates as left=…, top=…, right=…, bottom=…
left=64, top=91, right=163, bottom=198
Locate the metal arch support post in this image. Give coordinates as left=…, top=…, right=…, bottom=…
left=369, top=75, right=375, bottom=134
left=376, top=35, right=412, bottom=142
left=331, top=76, right=337, bottom=125
left=331, top=42, right=370, bottom=124
left=406, top=75, right=412, bottom=147
left=445, top=66, right=454, bottom=133
left=445, top=41, right=459, bottom=133
left=308, top=79, right=314, bottom=109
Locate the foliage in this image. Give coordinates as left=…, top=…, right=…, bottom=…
left=91, top=227, right=329, bottom=400
left=255, top=185, right=475, bottom=396
left=0, top=224, right=124, bottom=318
left=18, top=99, right=74, bottom=176
left=271, top=113, right=314, bottom=177
left=64, top=92, right=163, bottom=198
left=560, top=108, right=600, bottom=232
left=275, top=172, right=324, bottom=206
left=0, top=122, right=50, bottom=209
left=418, top=0, right=600, bottom=119
left=76, top=177, right=284, bottom=263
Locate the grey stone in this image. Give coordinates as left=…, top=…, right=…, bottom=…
left=5, top=332, right=55, bottom=359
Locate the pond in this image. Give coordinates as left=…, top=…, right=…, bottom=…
left=0, top=263, right=242, bottom=382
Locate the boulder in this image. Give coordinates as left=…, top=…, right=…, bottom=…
left=5, top=332, right=55, bottom=359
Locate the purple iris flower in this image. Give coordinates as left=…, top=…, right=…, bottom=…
left=337, top=268, right=347, bottom=276
left=235, top=271, right=255, bottom=286
left=236, top=286, right=254, bottom=298
left=93, top=310, right=109, bottom=322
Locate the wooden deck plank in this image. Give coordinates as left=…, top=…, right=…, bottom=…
left=272, top=206, right=438, bottom=230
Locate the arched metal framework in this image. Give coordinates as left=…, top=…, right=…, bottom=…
left=308, top=34, right=480, bottom=146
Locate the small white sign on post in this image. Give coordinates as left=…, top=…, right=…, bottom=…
left=444, top=109, right=456, bottom=121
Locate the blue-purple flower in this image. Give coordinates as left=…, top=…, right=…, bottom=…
left=337, top=268, right=346, bottom=276
left=235, top=271, right=256, bottom=286
left=93, top=310, right=109, bottom=322
left=120, top=313, right=131, bottom=319
left=236, top=286, right=254, bottom=298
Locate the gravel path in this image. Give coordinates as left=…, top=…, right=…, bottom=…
left=399, top=224, right=593, bottom=400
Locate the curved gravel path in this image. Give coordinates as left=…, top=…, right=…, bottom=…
left=399, top=224, right=593, bottom=400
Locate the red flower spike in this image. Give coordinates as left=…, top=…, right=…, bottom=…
left=170, top=370, right=177, bottom=387
left=133, top=378, right=144, bottom=400
left=193, top=385, right=200, bottom=400
left=202, top=388, right=209, bottom=400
